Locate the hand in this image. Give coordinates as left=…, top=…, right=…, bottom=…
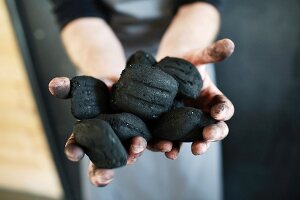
left=49, top=77, right=147, bottom=186
left=148, top=39, right=235, bottom=159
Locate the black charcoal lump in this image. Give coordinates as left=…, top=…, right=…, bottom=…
left=152, top=107, right=216, bottom=142
left=73, top=119, right=127, bottom=169
left=98, top=113, right=152, bottom=142
left=126, top=50, right=157, bottom=67
left=111, top=64, right=179, bottom=120
left=171, top=99, right=185, bottom=110
left=156, top=57, right=203, bottom=99
left=70, top=76, right=110, bottom=120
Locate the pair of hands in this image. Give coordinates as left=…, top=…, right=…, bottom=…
left=49, top=38, right=235, bottom=187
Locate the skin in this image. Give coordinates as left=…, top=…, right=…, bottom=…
left=155, top=2, right=234, bottom=159
left=49, top=2, right=234, bottom=186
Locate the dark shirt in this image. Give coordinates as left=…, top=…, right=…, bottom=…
left=51, top=0, right=222, bottom=29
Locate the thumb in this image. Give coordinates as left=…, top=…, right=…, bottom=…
left=48, top=77, right=71, bottom=99
left=183, top=38, right=235, bottom=66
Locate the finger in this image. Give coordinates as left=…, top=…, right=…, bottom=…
left=48, top=77, right=71, bottom=99
left=100, top=77, right=119, bottom=88
left=147, top=139, right=173, bottom=152
left=127, top=136, right=147, bottom=165
left=211, top=95, right=235, bottom=121
left=129, top=136, right=147, bottom=154
left=64, top=133, right=85, bottom=162
left=165, top=142, right=182, bottom=160
left=191, top=141, right=211, bottom=155
left=88, top=162, right=114, bottom=187
left=183, top=38, right=235, bottom=66
left=190, top=72, right=234, bottom=119
left=203, top=121, right=229, bottom=142
left=127, top=152, right=142, bottom=165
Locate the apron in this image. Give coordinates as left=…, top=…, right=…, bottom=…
left=81, top=1, right=222, bottom=199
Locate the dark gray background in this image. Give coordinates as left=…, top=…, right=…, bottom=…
left=218, top=0, right=300, bottom=199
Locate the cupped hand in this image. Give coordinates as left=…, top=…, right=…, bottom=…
left=148, top=39, right=235, bottom=159
left=48, top=77, right=147, bottom=187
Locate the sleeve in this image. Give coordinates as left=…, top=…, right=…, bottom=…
left=174, top=0, right=223, bottom=13
left=50, top=0, right=109, bottom=30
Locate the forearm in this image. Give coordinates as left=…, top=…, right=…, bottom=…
left=61, top=18, right=125, bottom=82
left=157, top=2, right=220, bottom=59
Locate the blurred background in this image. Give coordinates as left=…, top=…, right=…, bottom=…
left=0, top=0, right=299, bottom=199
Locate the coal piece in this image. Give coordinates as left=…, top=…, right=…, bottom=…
left=156, top=57, right=203, bottom=99
left=74, top=119, right=128, bottom=169
left=152, top=107, right=216, bottom=142
left=70, top=76, right=110, bottom=120
left=111, top=64, right=179, bottom=120
left=126, top=50, right=157, bottom=67
left=98, top=113, right=152, bottom=142
left=171, top=99, right=185, bottom=110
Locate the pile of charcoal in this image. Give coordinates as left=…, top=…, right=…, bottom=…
left=68, top=51, right=216, bottom=169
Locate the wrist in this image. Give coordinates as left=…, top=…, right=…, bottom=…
left=157, top=2, right=220, bottom=60
left=61, top=18, right=125, bottom=81
left=177, top=2, right=220, bottom=19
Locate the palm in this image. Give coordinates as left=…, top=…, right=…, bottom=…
left=181, top=39, right=235, bottom=120
left=149, top=39, right=235, bottom=157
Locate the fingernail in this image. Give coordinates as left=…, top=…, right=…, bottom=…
left=169, top=153, right=178, bottom=160
left=160, top=146, right=172, bottom=153
left=65, top=145, right=84, bottom=161
left=196, top=143, right=208, bottom=155
left=95, top=170, right=114, bottom=181
left=92, top=176, right=114, bottom=187
left=223, top=39, right=235, bottom=55
left=98, top=178, right=113, bottom=186
left=159, top=142, right=173, bottom=152
left=131, top=145, right=145, bottom=154
left=48, top=77, right=70, bottom=98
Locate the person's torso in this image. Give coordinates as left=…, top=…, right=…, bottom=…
left=100, top=0, right=174, bottom=55
left=81, top=1, right=222, bottom=200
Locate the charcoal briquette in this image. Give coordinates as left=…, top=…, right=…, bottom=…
left=152, top=107, right=216, bottom=142
left=73, top=119, right=127, bottom=169
left=98, top=113, right=152, bottom=142
left=126, top=50, right=157, bottom=67
left=111, top=64, right=179, bottom=120
left=70, top=76, right=110, bottom=120
left=171, top=99, right=185, bottom=110
left=156, top=57, right=203, bottom=99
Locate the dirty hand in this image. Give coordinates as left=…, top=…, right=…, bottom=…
left=149, top=39, right=235, bottom=159
left=49, top=77, right=147, bottom=187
